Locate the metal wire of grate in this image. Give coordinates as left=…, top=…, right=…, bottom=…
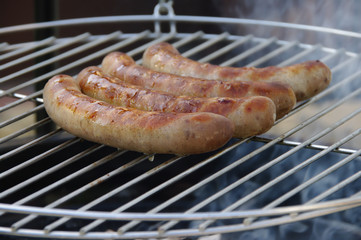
left=1, top=2, right=361, bottom=239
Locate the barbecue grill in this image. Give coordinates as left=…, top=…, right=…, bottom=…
left=1, top=1, right=361, bottom=239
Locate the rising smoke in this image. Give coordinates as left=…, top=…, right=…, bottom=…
left=213, top=0, right=361, bottom=52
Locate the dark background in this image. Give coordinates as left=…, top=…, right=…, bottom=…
left=0, top=0, right=219, bottom=44
left=1, top=0, right=360, bottom=52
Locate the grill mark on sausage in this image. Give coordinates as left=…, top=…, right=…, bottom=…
left=101, top=52, right=295, bottom=119
left=143, top=42, right=331, bottom=101
left=51, top=76, right=185, bottom=129
left=43, top=75, right=236, bottom=155
left=79, top=66, right=277, bottom=138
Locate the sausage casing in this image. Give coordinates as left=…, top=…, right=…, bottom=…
left=101, top=52, right=296, bottom=119
left=77, top=66, right=276, bottom=138
left=43, top=74, right=234, bottom=155
left=142, top=42, right=332, bottom=101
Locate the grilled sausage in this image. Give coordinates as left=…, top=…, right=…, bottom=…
left=76, top=66, right=276, bottom=138
left=142, top=42, right=332, bottom=101
left=43, top=74, right=234, bottom=155
left=101, top=52, right=296, bottom=119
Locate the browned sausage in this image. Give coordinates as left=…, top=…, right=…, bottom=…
left=76, top=66, right=276, bottom=138
left=43, top=74, right=234, bottom=155
left=142, top=42, right=332, bottom=101
left=101, top=52, right=296, bottom=119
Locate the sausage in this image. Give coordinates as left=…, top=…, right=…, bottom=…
left=142, top=42, right=332, bottom=101
left=43, top=74, right=234, bottom=155
left=76, top=66, right=276, bottom=138
left=101, top=52, right=296, bottom=119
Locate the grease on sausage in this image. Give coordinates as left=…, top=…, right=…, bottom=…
left=43, top=74, right=234, bottom=155
left=101, top=52, right=296, bottom=119
left=142, top=42, right=332, bottom=101
left=77, top=66, right=276, bottom=138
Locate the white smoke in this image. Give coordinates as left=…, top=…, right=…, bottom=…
left=212, top=0, right=361, bottom=51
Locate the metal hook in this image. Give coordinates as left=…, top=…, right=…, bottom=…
left=153, top=0, right=176, bottom=36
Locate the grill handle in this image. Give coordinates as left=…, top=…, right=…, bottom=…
left=154, top=0, right=177, bottom=36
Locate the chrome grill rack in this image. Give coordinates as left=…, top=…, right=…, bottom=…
left=1, top=1, right=361, bottom=239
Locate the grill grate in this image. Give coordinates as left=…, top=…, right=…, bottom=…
left=1, top=2, right=361, bottom=239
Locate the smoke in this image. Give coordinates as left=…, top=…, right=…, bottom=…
left=188, top=141, right=361, bottom=240
left=212, top=0, right=361, bottom=51
left=179, top=2, right=361, bottom=239
left=207, top=0, right=361, bottom=149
